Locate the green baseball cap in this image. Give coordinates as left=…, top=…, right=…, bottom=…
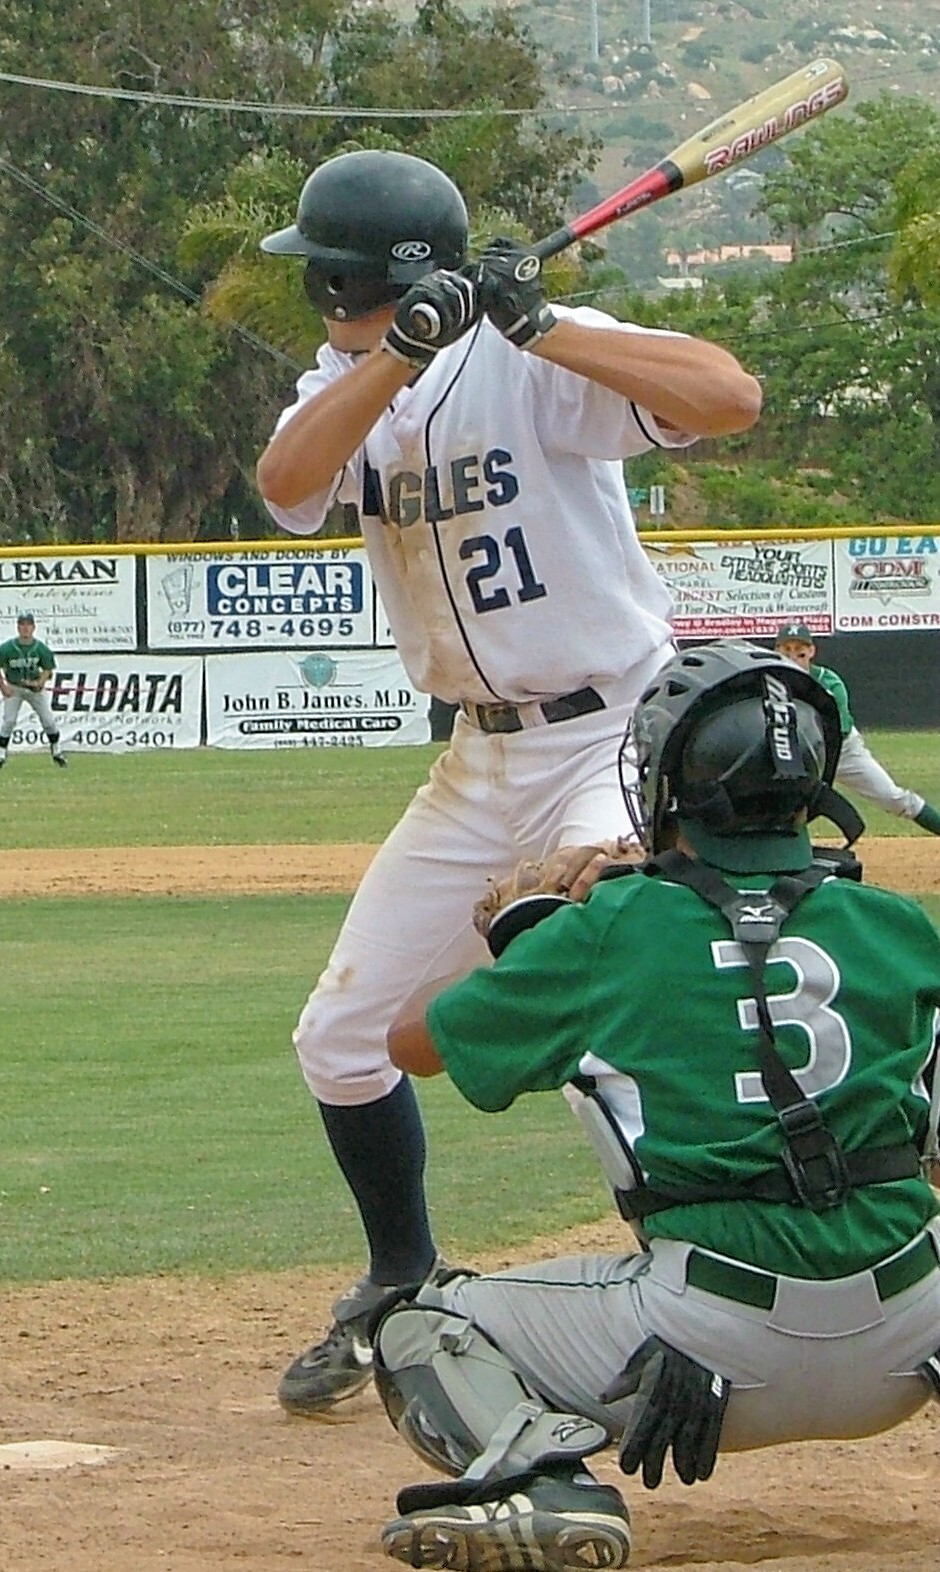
left=774, top=620, right=814, bottom=645
left=678, top=818, right=814, bottom=874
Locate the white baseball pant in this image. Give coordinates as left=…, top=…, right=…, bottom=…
left=0, top=686, right=62, bottom=753
left=293, top=646, right=671, bottom=1107
left=836, top=727, right=924, bottom=820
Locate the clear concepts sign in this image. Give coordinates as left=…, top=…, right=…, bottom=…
left=205, top=650, right=431, bottom=748
left=146, top=549, right=375, bottom=648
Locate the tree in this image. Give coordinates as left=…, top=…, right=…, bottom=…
left=577, top=96, right=940, bottom=525
left=754, top=97, right=940, bottom=521
left=0, top=0, right=596, bottom=544
left=892, top=149, right=940, bottom=310
left=184, top=0, right=596, bottom=364
left=0, top=0, right=341, bottom=542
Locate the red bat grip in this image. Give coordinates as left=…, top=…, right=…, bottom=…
left=536, top=163, right=681, bottom=260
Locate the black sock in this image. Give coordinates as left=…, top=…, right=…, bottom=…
left=318, top=1078, right=436, bottom=1286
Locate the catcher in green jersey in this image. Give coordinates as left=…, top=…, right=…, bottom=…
left=0, top=612, right=67, bottom=769
left=774, top=620, right=940, bottom=836
left=368, top=640, right=940, bottom=1572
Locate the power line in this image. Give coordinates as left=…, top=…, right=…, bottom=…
left=0, top=155, right=304, bottom=371
left=0, top=56, right=937, bottom=121
left=4, top=148, right=930, bottom=364
left=0, top=67, right=602, bottom=118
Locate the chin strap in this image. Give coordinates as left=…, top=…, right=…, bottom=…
left=808, top=780, right=865, bottom=846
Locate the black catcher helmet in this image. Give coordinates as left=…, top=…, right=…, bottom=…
left=261, top=149, right=469, bottom=321
left=621, top=640, right=861, bottom=864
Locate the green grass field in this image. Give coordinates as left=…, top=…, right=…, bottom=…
left=1, top=733, right=938, bottom=1284
left=0, top=729, right=936, bottom=845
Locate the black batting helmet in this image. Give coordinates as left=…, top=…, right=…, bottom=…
left=621, top=640, right=857, bottom=868
left=261, top=150, right=469, bottom=321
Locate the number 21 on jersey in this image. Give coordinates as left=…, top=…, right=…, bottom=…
left=459, top=526, right=547, bottom=613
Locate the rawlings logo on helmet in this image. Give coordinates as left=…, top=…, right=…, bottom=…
left=390, top=240, right=433, bottom=262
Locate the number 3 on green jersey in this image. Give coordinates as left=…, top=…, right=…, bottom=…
left=712, top=938, right=852, bottom=1104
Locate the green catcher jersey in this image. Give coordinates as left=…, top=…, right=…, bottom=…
left=0, top=637, right=56, bottom=686
left=810, top=662, right=853, bottom=736
left=428, top=868, right=940, bottom=1280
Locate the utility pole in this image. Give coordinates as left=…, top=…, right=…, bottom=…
left=589, top=0, right=599, bottom=63
left=640, top=0, right=652, bottom=47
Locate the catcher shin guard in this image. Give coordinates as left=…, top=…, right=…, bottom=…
left=373, top=1297, right=609, bottom=1485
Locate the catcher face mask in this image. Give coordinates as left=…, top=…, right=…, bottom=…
left=619, top=719, right=653, bottom=849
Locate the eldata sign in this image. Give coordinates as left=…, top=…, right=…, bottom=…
left=146, top=549, right=374, bottom=648
left=8, top=655, right=203, bottom=752
left=0, top=555, right=137, bottom=650
left=205, top=650, right=431, bottom=748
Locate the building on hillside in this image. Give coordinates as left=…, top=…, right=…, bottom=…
left=665, top=242, right=793, bottom=274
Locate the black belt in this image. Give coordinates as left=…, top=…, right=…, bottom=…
left=685, top=1232, right=939, bottom=1311
left=460, top=685, right=606, bottom=735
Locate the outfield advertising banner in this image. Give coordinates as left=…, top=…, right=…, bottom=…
left=145, top=549, right=374, bottom=649
left=834, top=532, right=940, bottom=632
left=205, top=649, right=431, bottom=748
left=0, top=554, right=137, bottom=650
left=644, top=537, right=833, bottom=637
left=9, top=655, right=203, bottom=753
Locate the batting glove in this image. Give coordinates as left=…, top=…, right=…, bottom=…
left=478, top=237, right=558, bottom=351
left=601, top=1334, right=731, bottom=1490
left=380, top=269, right=481, bottom=371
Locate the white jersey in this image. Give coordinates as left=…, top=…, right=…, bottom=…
left=264, top=305, right=692, bottom=706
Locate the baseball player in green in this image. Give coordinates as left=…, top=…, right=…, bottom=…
left=775, top=620, right=940, bottom=835
left=367, top=641, right=940, bottom=1572
left=0, top=613, right=67, bottom=769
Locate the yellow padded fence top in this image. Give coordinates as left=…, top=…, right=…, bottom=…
left=0, top=524, right=938, bottom=558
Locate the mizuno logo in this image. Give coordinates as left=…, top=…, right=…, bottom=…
left=514, top=254, right=541, bottom=282
left=764, top=674, right=795, bottom=761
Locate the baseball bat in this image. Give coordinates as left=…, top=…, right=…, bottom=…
left=408, top=58, right=849, bottom=337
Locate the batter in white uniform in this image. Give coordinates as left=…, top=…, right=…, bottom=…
left=256, top=148, right=763, bottom=1415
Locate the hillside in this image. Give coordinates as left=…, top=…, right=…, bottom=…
left=386, top=1, right=940, bottom=281
left=517, top=0, right=940, bottom=196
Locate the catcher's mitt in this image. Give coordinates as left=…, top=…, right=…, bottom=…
left=474, top=838, right=644, bottom=958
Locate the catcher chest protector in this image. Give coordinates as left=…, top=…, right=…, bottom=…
left=569, top=851, right=921, bottom=1227
left=261, top=150, right=468, bottom=321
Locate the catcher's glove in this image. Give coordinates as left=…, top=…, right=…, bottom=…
left=473, top=838, right=643, bottom=958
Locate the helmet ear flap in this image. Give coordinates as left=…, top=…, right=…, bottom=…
left=303, top=257, right=408, bottom=321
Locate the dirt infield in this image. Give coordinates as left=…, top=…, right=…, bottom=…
left=3, top=838, right=940, bottom=1571
left=0, top=834, right=937, bottom=899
